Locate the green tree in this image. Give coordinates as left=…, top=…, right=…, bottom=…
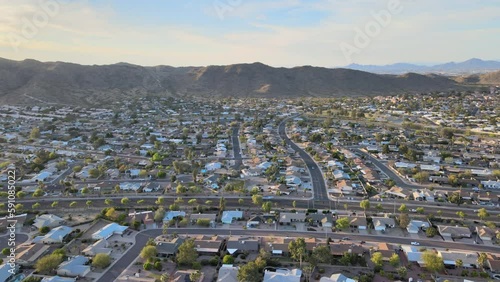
left=39, top=226, right=51, bottom=234
left=371, top=252, right=384, bottom=270
left=477, top=252, right=488, bottom=269
left=237, top=261, right=261, bottom=282
left=336, top=217, right=350, bottom=230
left=311, top=245, right=332, bottom=264
left=477, top=208, right=489, bottom=221
left=397, top=266, right=407, bottom=278
left=448, top=192, right=462, bottom=205
left=154, top=207, right=166, bottom=223
left=455, top=259, right=463, bottom=269
left=426, top=227, right=438, bottom=237
left=360, top=199, right=370, bottom=212
left=238, top=198, right=244, bottom=205
left=222, top=254, right=235, bottom=264
left=190, top=270, right=202, bottom=282
left=416, top=207, right=424, bottom=214
left=177, top=239, right=198, bottom=266
left=69, top=201, right=77, bottom=208
left=92, top=253, right=111, bottom=268
left=422, top=250, right=444, bottom=273
left=160, top=273, right=170, bottom=282
left=140, top=245, right=157, bottom=261
left=121, top=197, right=130, bottom=205
left=32, top=202, right=41, bottom=209
left=251, top=194, right=263, bottom=206
left=1, top=248, right=10, bottom=255
left=86, top=200, right=92, bottom=209
left=389, top=253, right=400, bottom=267
left=413, top=171, right=429, bottom=184
left=35, top=253, right=63, bottom=273
left=398, top=213, right=410, bottom=228
left=288, top=238, right=307, bottom=267
left=456, top=211, right=465, bottom=220
left=292, top=200, right=296, bottom=208
left=104, top=199, right=113, bottom=206
left=51, top=201, right=58, bottom=208
left=262, top=201, right=272, bottom=213
left=33, top=188, right=44, bottom=197
left=155, top=196, right=165, bottom=205
left=30, top=127, right=41, bottom=139
left=398, top=204, right=408, bottom=213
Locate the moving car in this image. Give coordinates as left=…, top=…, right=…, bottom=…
left=410, top=241, right=420, bottom=246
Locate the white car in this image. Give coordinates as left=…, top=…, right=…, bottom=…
left=410, top=241, right=420, bottom=246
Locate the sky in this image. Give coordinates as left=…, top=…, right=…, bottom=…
left=0, top=0, right=499, bottom=67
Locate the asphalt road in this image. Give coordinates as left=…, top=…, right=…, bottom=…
left=232, top=126, right=243, bottom=170
left=278, top=118, right=328, bottom=202
left=97, top=227, right=500, bottom=281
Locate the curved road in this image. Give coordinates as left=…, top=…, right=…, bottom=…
left=96, top=227, right=500, bottom=282
left=278, top=118, right=328, bottom=202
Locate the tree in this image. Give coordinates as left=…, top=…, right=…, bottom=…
left=455, top=259, right=463, bottom=269
left=288, top=238, right=307, bottom=267
left=188, top=199, right=198, bottom=206
left=375, top=203, right=383, bottom=212
left=15, top=203, right=23, bottom=211
left=397, top=266, right=407, bottom=278
left=477, top=208, right=489, bottom=221
left=426, top=227, right=438, bottom=237
left=155, top=196, right=165, bottom=205
left=292, top=200, right=296, bottom=208
left=16, top=191, right=26, bottom=199
left=238, top=198, right=244, bottom=205
left=422, top=250, right=444, bottom=273
left=39, top=226, right=51, bottom=234
left=92, top=253, right=111, bottom=268
left=190, top=271, right=202, bottom=282
left=311, top=245, right=332, bottom=264
left=81, top=187, right=89, bottom=195
left=140, top=245, right=157, bottom=261
left=104, top=199, right=113, bottom=206
left=69, top=201, right=77, bottom=208
left=237, top=261, right=261, bottom=282
left=154, top=207, right=166, bottom=223
left=30, top=127, right=41, bottom=139
left=371, top=252, right=384, bottom=270
left=223, top=254, right=235, bottom=264
left=105, top=207, right=118, bottom=219
left=2, top=248, right=10, bottom=255
left=32, top=202, right=41, bottom=209
left=456, top=211, right=465, bottom=220
left=177, top=239, right=198, bottom=266
left=336, top=217, right=350, bottom=230
left=398, top=204, right=408, bottom=213
left=416, top=207, right=424, bottom=214
left=86, top=200, right=92, bottom=209
left=35, top=253, right=63, bottom=273
left=51, top=201, right=58, bottom=208
left=477, top=252, right=487, bottom=269
left=33, top=188, right=44, bottom=197
left=398, top=213, right=410, bottom=228
left=389, top=253, right=400, bottom=267
left=360, top=199, right=370, bottom=212
left=413, top=171, right=429, bottom=184
left=262, top=201, right=272, bottom=213
left=252, top=194, right=263, bottom=206
left=121, top=197, right=130, bottom=205
left=448, top=192, right=462, bottom=205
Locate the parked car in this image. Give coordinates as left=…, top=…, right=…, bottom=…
left=410, top=241, right=420, bottom=246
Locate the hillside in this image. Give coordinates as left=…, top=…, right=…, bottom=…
left=454, top=71, right=500, bottom=85
left=0, top=58, right=463, bottom=106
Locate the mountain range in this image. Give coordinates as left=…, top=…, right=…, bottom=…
left=0, top=58, right=497, bottom=106
left=345, top=58, right=500, bottom=74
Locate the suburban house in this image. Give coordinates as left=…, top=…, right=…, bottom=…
left=0, top=213, right=27, bottom=233
left=193, top=235, right=225, bottom=255
left=476, top=226, right=496, bottom=241
left=91, top=223, right=128, bottom=240
left=82, top=239, right=112, bottom=256
left=372, top=217, right=396, bottom=232
left=217, top=265, right=239, bottom=282
left=263, top=269, right=302, bottom=282
left=221, top=211, right=243, bottom=224
left=33, top=226, right=73, bottom=244
left=412, top=189, right=435, bottom=202
left=307, top=214, right=333, bottom=228
left=376, top=243, right=395, bottom=261
left=156, top=237, right=185, bottom=257
left=329, top=243, right=365, bottom=257
left=481, top=180, right=500, bottom=189
left=190, top=213, right=217, bottom=226
left=320, top=273, right=357, bottom=282
left=56, top=256, right=91, bottom=278
left=437, top=225, right=471, bottom=238
left=438, top=251, right=478, bottom=268
left=407, top=220, right=430, bottom=234
left=279, top=212, right=306, bottom=225
left=33, top=214, right=65, bottom=229
left=0, top=263, right=17, bottom=282
left=163, top=211, right=186, bottom=223
left=127, top=211, right=156, bottom=229
left=487, top=254, right=500, bottom=274
left=226, top=237, right=260, bottom=255
left=348, top=216, right=367, bottom=230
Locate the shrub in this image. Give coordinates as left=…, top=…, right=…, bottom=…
left=143, top=262, right=153, bottom=270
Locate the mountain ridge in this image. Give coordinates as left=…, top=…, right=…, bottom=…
left=0, top=57, right=485, bottom=106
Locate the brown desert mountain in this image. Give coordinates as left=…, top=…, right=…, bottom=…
left=0, top=58, right=476, bottom=106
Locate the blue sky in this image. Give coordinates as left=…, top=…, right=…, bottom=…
left=0, top=0, right=499, bottom=67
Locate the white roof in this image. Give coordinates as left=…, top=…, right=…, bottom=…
left=217, top=265, right=238, bottom=282
left=320, top=273, right=357, bottom=282
left=92, top=223, right=127, bottom=239
left=263, top=269, right=302, bottom=282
